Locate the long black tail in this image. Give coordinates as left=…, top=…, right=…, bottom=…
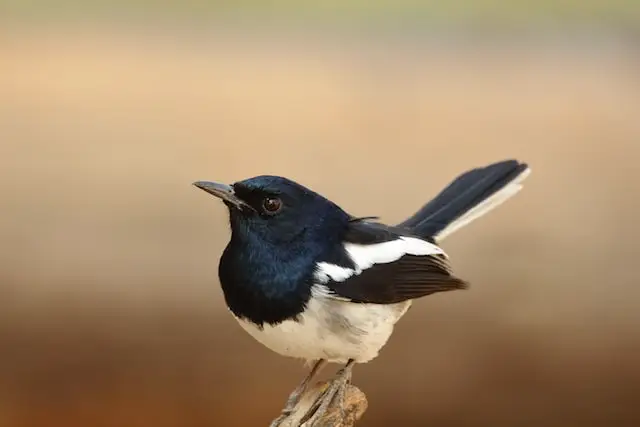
left=398, top=159, right=530, bottom=241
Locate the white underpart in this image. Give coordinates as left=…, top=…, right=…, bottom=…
left=235, top=290, right=412, bottom=364
left=435, top=166, right=531, bottom=241
left=235, top=237, right=440, bottom=364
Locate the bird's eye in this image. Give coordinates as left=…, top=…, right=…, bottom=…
left=262, top=197, right=282, bottom=214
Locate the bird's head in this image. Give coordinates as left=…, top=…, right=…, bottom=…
left=194, top=175, right=350, bottom=246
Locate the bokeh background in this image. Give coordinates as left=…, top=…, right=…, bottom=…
left=2, top=2, right=640, bottom=426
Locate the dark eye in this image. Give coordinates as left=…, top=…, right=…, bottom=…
left=262, top=197, right=282, bottom=213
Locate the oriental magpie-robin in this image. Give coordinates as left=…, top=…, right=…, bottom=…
left=194, top=159, right=530, bottom=425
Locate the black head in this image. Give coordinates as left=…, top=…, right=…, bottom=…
left=194, top=175, right=350, bottom=245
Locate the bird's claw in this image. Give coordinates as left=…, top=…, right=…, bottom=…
left=301, top=376, right=349, bottom=426
left=271, top=359, right=328, bottom=427
left=269, top=414, right=288, bottom=427
left=269, top=389, right=306, bottom=427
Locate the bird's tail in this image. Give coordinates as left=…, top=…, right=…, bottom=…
left=398, top=160, right=530, bottom=242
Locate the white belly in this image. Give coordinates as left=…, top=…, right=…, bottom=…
left=234, top=294, right=411, bottom=364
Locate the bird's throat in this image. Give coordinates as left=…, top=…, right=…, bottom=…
left=218, top=237, right=316, bottom=326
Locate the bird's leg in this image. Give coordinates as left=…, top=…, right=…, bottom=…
left=333, top=361, right=354, bottom=414
left=302, top=359, right=356, bottom=427
left=270, top=359, right=327, bottom=427
left=284, top=359, right=328, bottom=413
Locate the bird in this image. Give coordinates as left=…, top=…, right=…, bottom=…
left=193, top=159, right=530, bottom=426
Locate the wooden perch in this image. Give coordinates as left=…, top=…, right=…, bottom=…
left=271, top=381, right=368, bottom=427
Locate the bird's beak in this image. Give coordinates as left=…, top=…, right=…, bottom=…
left=193, top=181, right=251, bottom=210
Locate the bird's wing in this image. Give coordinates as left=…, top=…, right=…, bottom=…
left=313, top=219, right=468, bottom=304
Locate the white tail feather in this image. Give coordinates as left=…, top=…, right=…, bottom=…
left=434, top=166, right=531, bottom=241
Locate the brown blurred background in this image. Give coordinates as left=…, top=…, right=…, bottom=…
left=1, top=2, right=640, bottom=426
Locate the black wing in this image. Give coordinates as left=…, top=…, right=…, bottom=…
left=319, top=219, right=468, bottom=304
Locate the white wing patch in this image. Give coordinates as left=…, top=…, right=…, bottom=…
left=346, top=237, right=444, bottom=269
left=314, top=236, right=445, bottom=285
left=315, top=262, right=354, bottom=283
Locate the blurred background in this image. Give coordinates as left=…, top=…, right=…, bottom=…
left=1, top=1, right=640, bottom=426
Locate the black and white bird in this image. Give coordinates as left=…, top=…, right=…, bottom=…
left=194, top=159, right=530, bottom=425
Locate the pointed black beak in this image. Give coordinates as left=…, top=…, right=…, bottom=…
left=193, top=181, right=251, bottom=210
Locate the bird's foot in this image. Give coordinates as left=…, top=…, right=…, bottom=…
left=271, top=380, right=367, bottom=427
left=300, top=378, right=348, bottom=426
left=301, top=361, right=354, bottom=427
left=270, top=360, right=327, bottom=427
left=269, top=387, right=305, bottom=427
